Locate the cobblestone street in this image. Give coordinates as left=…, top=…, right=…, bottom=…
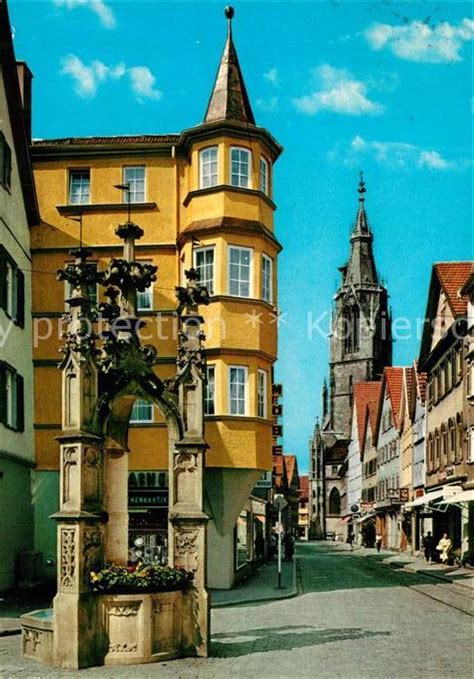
left=1, top=542, right=472, bottom=678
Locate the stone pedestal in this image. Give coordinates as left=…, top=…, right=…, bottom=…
left=104, top=450, right=129, bottom=564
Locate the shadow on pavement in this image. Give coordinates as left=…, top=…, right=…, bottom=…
left=211, top=625, right=390, bottom=658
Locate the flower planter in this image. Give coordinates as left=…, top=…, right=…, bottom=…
left=100, top=591, right=183, bottom=665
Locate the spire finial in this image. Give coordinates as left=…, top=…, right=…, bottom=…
left=358, top=170, right=366, bottom=205
left=225, top=5, right=234, bottom=34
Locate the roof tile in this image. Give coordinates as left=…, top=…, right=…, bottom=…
left=435, top=262, right=472, bottom=318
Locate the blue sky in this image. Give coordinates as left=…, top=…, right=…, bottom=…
left=10, top=1, right=472, bottom=473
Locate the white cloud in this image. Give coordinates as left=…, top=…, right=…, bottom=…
left=256, top=96, right=279, bottom=113
left=263, top=67, right=279, bottom=87
left=53, top=0, right=116, bottom=29
left=129, top=66, right=162, bottom=102
left=292, top=64, right=383, bottom=116
left=61, top=55, right=161, bottom=102
left=328, top=134, right=464, bottom=171
left=364, top=18, right=474, bottom=63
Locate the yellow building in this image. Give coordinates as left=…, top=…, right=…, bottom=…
left=30, top=9, right=282, bottom=588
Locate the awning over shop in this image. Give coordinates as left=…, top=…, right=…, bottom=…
left=439, top=489, right=474, bottom=504
left=403, top=485, right=463, bottom=509
left=354, top=512, right=375, bottom=524
left=338, top=516, right=352, bottom=525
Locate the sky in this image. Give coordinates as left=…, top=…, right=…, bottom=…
left=10, top=0, right=473, bottom=473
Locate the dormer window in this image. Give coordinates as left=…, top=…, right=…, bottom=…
left=230, top=147, right=251, bottom=188
left=199, top=147, right=218, bottom=188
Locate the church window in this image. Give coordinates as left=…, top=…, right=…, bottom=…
left=328, top=487, right=341, bottom=515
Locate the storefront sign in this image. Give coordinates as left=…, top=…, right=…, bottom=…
left=273, top=445, right=283, bottom=455
left=273, top=425, right=283, bottom=437
left=399, top=488, right=409, bottom=502
left=128, top=471, right=169, bottom=509
left=272, top=404, right=283, bottom=417
left=272, top=384, right=283, bottom=397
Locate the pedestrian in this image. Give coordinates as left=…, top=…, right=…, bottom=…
left=375, top=533, right=383, bottom=553
left=422, top=531, right=435, bottom=563
left=284, top=532, right=295, bottom=561
left=436, top=532, right=452, bottom=564
left=347, top=533, right=354, bottom=550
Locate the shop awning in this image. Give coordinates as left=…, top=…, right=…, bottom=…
left=354, top=512, right=376, bottom=524
left=439, top=489, right=474, bottom=504
left=338, top=516, right=352, bottom=525
left=403, top=486, right=463, bottom=509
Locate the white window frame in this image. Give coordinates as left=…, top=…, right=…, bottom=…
left=199, top=146, right=218, bottom=189
left=259, top=157, right=269, bottom=195
left=261, top=254, right=273, bottom=304
left=228, top=246, right=253, bottom=298
left=68, top=169, right=90, bottom=205
left=136, top=260, right=153, bottom=311
left=230, top=147, right=251, bottom=189
left=257, top=369, right=267, bottom=419
left=229, top=366, right=248, bottom=416
left=194, top=246, right=215, bottom=295
left=5, top=365, right=17, bottom=429
left=205, top=365, right=216, bottom=416
left=130, top=398, right=153, bottom=423
left=123, top=165, right=146, bottom=204
left=6, top=259, right=17, bottom=318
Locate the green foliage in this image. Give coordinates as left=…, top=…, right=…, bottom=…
left=89, top=562, right=192, bottom=594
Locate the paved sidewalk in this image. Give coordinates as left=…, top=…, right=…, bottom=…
left=211, top=559, right=296, bottom=607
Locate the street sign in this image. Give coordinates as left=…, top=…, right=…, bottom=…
left=274, top=494, right=288, bottom=510
left=272, top=384, right=283, bottom=397
left=273, top=425, right=283, bottom=437
left=272, top=404, right=283, bottom=417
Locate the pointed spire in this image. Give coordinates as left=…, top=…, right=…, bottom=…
left=353, top=171, right=370, bottom=236
left=204, top=6, right=256, bottom=125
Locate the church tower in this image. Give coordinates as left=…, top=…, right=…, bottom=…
left=329, top=174, right=392, bottom=437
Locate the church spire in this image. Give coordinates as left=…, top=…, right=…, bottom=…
left=343, top=172, right=378, bottom=287
left=204, top=6, right=256, bottom=125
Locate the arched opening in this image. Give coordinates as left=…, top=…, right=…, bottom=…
left=328, top=487, right=341, bottom=515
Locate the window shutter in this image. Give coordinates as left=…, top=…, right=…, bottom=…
left=0, top=361, right=6, bottom=424
left=16, top=372, right=24, bottom=432
left=0, top=245, right=7, bottom=311
left=16, top=267, right=25, bottom=327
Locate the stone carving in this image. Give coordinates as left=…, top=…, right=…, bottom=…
left=174, top=529, right=199, bottom=573
left=109, top=642, right=138, bottom=653
left=60, top=528, right=76, bottom=588
left=108, top=604, right=140, bottom=617
left=23, top=628, right=41, bottom=653
left=83, top=528, right=102, bottom=584
left=175, top=453, right=197, bottom=504
left=83, top=447, right=102, bottom=504
left=174, top=452, right=196, bottom=472
left=62, top=446, right=78, bottom=505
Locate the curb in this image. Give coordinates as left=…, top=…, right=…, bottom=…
left=366, top=553, right=456, bottom=585
left=0, top=628, right=21, bottom=638
left=211, top=560, right=298, bottom=609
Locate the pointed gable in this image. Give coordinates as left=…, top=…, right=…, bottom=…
left=383, top=367, right=404, bottom=429
left=353, top=381, right=382, bottom=450
left=204, top=7, right=255, bottom=125
left=420, top=261, right=472, bottom=365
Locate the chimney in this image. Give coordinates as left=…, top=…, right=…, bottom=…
left=16, top=61, right=33, bottom=143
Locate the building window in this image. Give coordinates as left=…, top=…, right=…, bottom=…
left=69, top=169, right=90, bottom=205
left=0, top=362, right=24, bottom=432
left=194, top=247, right=214, bottom=295
left=259, top=157, right=269, bottom=195
left=228, top=246, right=252, bottom=298
left=257, top=369, right=267, bottom=418
left=199, top=147, right=218, bottom=189
left=343, top=305, right=360, bottom=354
left=448, top=418, right=455, bottom=463
left=229, top=366, right=248, bottom=416
left=65, top=262, right=98, bottom=306
left=0, top=132, right=12, bottom=190
left=469, top=427, right=474, bottom=464
left=0, top=247, right=25, bottom=327
left=230, top=147, right=251, bottom=188
left=205, top=365, right=215, bottom=416
left=136, top=261, right=153, bottom=311
left=261, top=254, right=273, bottom=303
left=441, top=424, right=448, bottom=466
left=434, top=429, right=440, bottom=469
left=130, top=399, right=153, bottom=423
left=455, top=344, right=463, bottom=383
left=123, top=166, right=145, bottom=203
left=328, top=487, right=341, bottom=515
left=456, top=413, right=463, bottom=462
